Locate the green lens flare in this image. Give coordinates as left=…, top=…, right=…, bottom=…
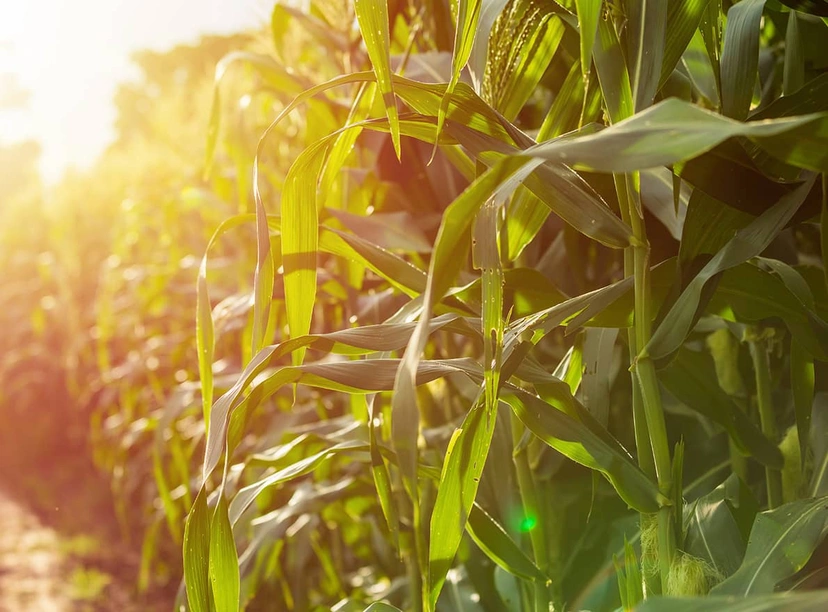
left=519, top=515, right=537, bottom=532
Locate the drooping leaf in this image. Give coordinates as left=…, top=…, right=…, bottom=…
left=202, top=315, right=464, bottom=480
left=528, top=100, right=828, bottom=173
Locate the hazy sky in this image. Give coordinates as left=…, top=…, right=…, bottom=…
left=0, top=0, right=272, bottom=182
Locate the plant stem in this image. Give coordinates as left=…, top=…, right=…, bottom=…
left=511, top=411, right=552, bottom=612
left=625, top=175, right=675, bottom=588
left=749, top=333, right=782, bottom=509
left=614, top=175, right=657, bottom=483
left=729, top=438, right=749, bottom=482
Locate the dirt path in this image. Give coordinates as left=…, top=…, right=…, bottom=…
left=0, top=488, right=72, bottom=612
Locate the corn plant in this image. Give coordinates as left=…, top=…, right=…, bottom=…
left=184, top=1, right=828, bottom=610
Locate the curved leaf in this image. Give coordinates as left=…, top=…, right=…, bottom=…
left=712, top=496, right=828, bottom=595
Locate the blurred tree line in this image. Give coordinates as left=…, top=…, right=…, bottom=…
left=0, top=30, right=263, bottom=593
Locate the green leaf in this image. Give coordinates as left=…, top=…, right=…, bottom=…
left=251, top=183, right=274, bottom=356
left=363, top=603, right=404, bottom=612
left=575, top=0, right=602, bottom=83
left=354, top=0, right=401, bottom=158
left=720, top=0, right=766, bottom=120
left=466, top=503, right=546, bottom=582
left=646, top=175, right=816, bottom=362
left=427, top=399, right=495, bottom=607
left=196, top=252, right=214, bottom=430
left=809, top=393, right=828, bottom=496
left=627, top=0, right=669, bottom=110
left=473, top=194, right=504, bottom=432
left=636, top=591, right=828, bottom=611
left=684, top=474, right=755, bottom=578
left=280, top=147, right=325, bottom=363
left=209, top=495, right=239, bottom=612
left=436, top=0, right=483, bottom=147
left=229, top=440, right=368, bottom=524
left=791, top=336, right=815, bottom=469
left=183, top=488, right=212, bottom=612
left=580, top=327, right=618, bottom=426
left=593, top=14, right=634, bottom=123
left=709, top=263, right=828, bottom=362
left=659, top=0, right=710, bottom=89
left=203, top=52, right=306, bottom=177
left=501, top=386, right=661, bottom=513
left=660, top=347, right=783, bottom=468
left=784, top=11, right=805, bottom=96
left=683, top=28, right=720, bottom=106
left=711, top=496, right=828, bottom=595
left=528, top=99, right=828, bottom=173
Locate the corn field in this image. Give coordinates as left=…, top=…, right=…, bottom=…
left=2, top=1, right=828, bottom=611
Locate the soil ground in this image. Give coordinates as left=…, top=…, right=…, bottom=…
left=0, top=453, right=176, bottom=611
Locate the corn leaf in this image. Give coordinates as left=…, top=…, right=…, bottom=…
left=637, top=592, right=828, bottom=611
left=436, top=0, right=483, bottom=146
left=784, top=11, right=805, bottom=96
left=428, top=398, right=495, bottom=607
left=684, top=473, right=756, bottom=579
left=183, top=488, right=212, bottom=612
left=466, top=503, right=546, bottom=582
left=202, top=315, right=464, bottom=480
left=646, top=175, right=816, bottom=361
left=712, top=496, right=828, bottom=595
left=209, top=495, right=239, bottom=612
left=528, top=99, right=828, bottom=173
left=627, top=0, right=669, bottom=110
left=659, top=347, right=783, bottom=468
left=575, top=0, right=602, bottom=84
left=659, top=0, right=710, bottom=88
left=720, top=0, right=766, bottom=120
left=354, top=0, right=401, bottom=158
left=501, top=386, right=661, bottom=512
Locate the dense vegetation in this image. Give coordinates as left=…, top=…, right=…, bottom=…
left=3, top=0, right=828, bottom=610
